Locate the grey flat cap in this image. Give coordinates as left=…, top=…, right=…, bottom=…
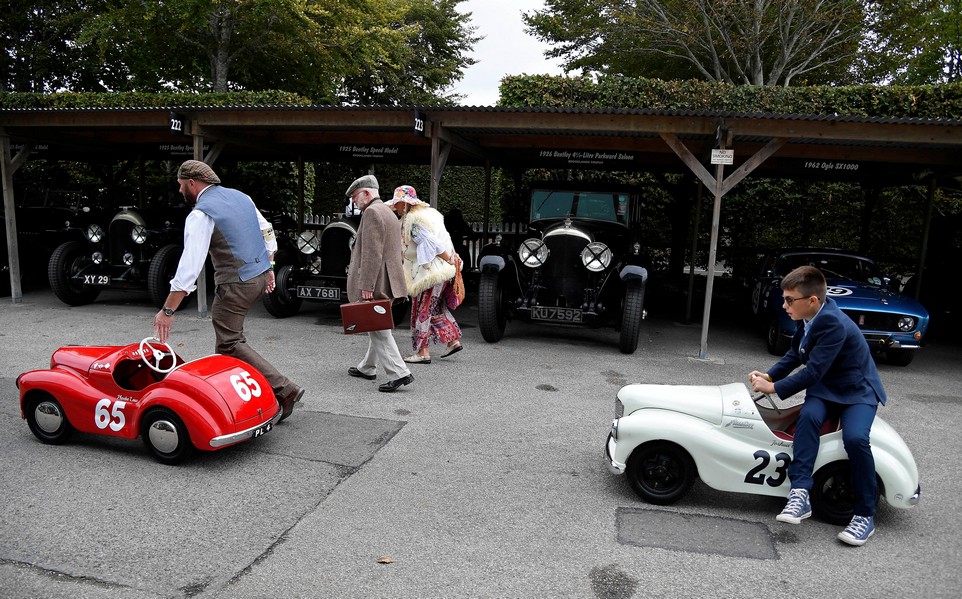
left=345, top=174, right=379, bottom=197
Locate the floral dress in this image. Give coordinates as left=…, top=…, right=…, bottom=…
left=408, top=221, right=462, bottom=352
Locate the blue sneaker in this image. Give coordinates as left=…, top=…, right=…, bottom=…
left=838, top=515, right=875, bottom=546
left=776, top=488, right=812, bottom=524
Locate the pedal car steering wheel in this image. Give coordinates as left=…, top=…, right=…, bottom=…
left=139, top=337, right=178, bottom=374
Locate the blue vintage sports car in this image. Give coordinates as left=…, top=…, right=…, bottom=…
left=749, top=248, right=929, bottom=365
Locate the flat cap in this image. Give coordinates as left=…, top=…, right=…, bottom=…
left=345, top=174, right=379, bottom=197
left=177, top=160, right=221, bottom=185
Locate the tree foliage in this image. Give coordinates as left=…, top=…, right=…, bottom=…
left=0, top=0, right=110, bottom=92
left=2, top=0, right=478, bottom=104
left=858, top=1, right=962, bottom=84
left=524, top=0, right=865, bottom=85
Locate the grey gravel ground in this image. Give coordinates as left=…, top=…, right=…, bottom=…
left=1, top=286, right=960, bottom=599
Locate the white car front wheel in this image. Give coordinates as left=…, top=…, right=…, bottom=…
left=625, top=441, right=696, bottom=505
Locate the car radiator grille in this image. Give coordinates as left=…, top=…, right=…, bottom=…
left=542, top=239, right=589, bottom=306
left=109, top=221, right=137, bottom=263
left=841, top=309, right=909, bottom=332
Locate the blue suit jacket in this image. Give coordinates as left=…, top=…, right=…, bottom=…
left=769, top=297, right=886, bottom=406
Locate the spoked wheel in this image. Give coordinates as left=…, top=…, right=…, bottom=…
left=141, top=407, right=193, bottom=465
left=48, top=241, right=100, bottom=306
left=148, top=244, right=187, bottom=309
left=625, top=441, right=696, bottom=505
left=811, top=461, right=880, bottom=525
left=262, top=264, right=303, bottom=318
left=25, top=393, right=74, bottom=445
left=766, top=317, right=790, bottom=355
left=478, top=270, right=507, bottom=342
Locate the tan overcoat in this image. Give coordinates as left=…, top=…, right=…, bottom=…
left=347, top=199, right=406, bottom=302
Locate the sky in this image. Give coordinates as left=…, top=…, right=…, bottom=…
left=451, top=0, right=566, bottom=106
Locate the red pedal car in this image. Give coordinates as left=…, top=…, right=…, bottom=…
left=17, top=338, right=282, bottom=464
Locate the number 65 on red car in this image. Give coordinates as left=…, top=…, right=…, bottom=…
left=17, top=338, right=282, bottom=464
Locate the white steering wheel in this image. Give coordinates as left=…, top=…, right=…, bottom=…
left=139, top=337, right=177, bottom=374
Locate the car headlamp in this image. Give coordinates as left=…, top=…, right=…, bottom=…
left=611, top=418, right=619, bottom=441
left=897, top=316, right=916, bottom=332
left=131, top=225, right=147, bottom=244
left=581, top=242, right=612, bottom=272
left=615, top=397, right=624, bottom=419
left=123, top=252, right=135, bottom=266
left=309, top=256, right=322, bottom=275
left=86, top=224, right=104, bottom=243
left=518, top=238, right=549, bottom=268
left=297, top=231, right=321, bottom=254
left=92, top=251, right=104, bottom=265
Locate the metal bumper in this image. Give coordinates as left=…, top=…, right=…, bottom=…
left=209, top=410, right=283, bottom=448
left=910, top=484, right=921, bottom=506
left=604, top=433, right=626, bottom=475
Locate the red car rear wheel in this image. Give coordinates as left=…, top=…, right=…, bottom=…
left=141, top=407, right=193, bottom=465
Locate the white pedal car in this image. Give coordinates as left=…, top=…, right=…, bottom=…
left=604, top=383, right=921, bottom=524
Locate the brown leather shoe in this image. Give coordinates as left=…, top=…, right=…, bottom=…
left=279, top=387, right=304, bottom=421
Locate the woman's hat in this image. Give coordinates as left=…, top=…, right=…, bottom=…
left=386, top=185, right=426, bottom=207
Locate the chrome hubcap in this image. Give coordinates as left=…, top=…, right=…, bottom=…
left=35, top=401, right=64, bottom=434
left=147, top=419, right=180, bottom=454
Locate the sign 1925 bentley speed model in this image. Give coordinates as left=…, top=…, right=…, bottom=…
left=477, top=185, right=649, bottom=353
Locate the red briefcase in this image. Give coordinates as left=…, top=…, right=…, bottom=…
left=340, top=299, right=394, bottom=334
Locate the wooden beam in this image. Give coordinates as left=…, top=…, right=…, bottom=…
left=660, top=132, right=715, bottom=190
left=1, top=130, right=28, bottom=303
left=721, top=137, right=787, bottom=195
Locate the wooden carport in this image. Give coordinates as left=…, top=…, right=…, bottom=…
left=3, top=105, right=962, bottom=358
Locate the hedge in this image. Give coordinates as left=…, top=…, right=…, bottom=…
left=498, top=75, right=962, bottom=119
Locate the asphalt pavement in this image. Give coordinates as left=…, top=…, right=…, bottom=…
left=1, top=285, right=960, bottom=599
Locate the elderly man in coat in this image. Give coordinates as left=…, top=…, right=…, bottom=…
left=344, top=175, right=413, bottom=393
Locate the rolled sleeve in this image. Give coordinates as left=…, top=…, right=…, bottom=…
left=169, top=210, right=214, bottom=293
left=256, top=207, right=278, bottom=254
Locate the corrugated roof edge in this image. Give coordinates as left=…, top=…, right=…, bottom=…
left=1, top=103, right=960, bottom=126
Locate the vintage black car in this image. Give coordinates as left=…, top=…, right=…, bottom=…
left=2, top=191, right=107, bottom=296
left=262, top=215, right=358, bottom=317
left=477, top=185, right=649, bottom=353
left=263, top=213, right=410, bottom=323
left=47, top=205, right=190, bottom=308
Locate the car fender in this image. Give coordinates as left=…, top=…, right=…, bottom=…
left=861, top=416, right=920, bottom=508
left=18, top=368, right=91, bottom=422
left=609, top=409, right=714, bottom=477
left=138, top=384, right=222, bottom=450
left=619, top=265, right=648, bottom=283
left=479, top=255, right=505, bottom=273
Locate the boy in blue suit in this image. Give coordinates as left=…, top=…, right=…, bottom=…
left=750, top=265, right=886, bottom=546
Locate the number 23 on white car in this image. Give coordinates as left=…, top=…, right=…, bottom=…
left=604, top=382, right=921, bottom=524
